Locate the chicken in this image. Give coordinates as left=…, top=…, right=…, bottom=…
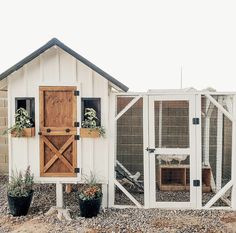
left=157, top=154, right=174, bottom=165
left=157, top=154, right=189, bottom=165
left=120, top=178, right=135, bottom=189
left=173, top=154, right=189, bottom=165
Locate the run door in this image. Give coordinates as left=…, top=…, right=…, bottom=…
left=148, top=95, right=197, bottom=208
left=39, top=86, right=77, bottom=177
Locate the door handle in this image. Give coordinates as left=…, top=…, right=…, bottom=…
left=65, top=128, right=70, bottom=133
left=146, top=147, right=155, bottom=153
left=47, top=128, right=51, bottom=133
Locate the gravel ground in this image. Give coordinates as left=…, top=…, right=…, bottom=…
left=114, top=186, right=227, bottom=207
left=1, top=176, right=236, bottom=233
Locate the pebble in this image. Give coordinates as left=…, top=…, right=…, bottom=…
left=0, top=175, right=235, bottom=232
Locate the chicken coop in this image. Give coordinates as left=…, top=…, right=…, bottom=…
left=1, top=38, right=236, bottom=210
left=110, top=89, right=236, bottom=209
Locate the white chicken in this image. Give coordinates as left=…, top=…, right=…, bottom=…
left=172, top=154, right=189, bottom=165
left=157, top=154, right=174, bottom=165
left=157, top=154, right=189, bottom=165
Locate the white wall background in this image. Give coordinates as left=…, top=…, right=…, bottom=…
left=1, top=0, right=236, bottom=92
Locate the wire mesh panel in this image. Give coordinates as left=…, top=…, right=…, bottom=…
left=115, top=96, right=144, bottom=206
left=155, top=101, right=189, bottom=148
left=116, top=97, right=134, bottom=115
left=201, top=95, right=232, bottom=207
left=154, top=100, right=190, bottom=202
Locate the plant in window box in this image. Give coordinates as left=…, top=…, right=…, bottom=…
left=81, top=108, right=105, bottom=138
left=3, top=108, right=35, bottom=137
left=78, top=173, right=103, bottom=218
left=7, top=166, right=34, bottom=216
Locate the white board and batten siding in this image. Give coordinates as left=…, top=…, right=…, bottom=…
left=8, top=46, right=110, bottom=186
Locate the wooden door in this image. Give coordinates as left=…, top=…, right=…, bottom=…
left=39, top=86, right=77, bottom=177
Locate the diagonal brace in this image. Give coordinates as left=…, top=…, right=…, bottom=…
left=43, top=135, right=74, bottom=172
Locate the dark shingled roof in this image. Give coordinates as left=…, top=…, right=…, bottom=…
left=0, top=38, right=129, bottom=92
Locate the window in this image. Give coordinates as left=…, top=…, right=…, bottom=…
left=81, top=98, right=101, bottom=126
left=15, top=98, right=35, bottom=126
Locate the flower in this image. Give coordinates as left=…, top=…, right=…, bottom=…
left=79, top=185, right=102, bottom=201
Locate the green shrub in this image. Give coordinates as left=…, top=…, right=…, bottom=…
left=8, top=166, right=34, bottom=197
left=3, top=108, right=33, bottom=137
left=79, top=172, right=102, bottom=201
left=81, top=108, right=105, bottom=137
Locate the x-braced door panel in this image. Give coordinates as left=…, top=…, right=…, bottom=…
left=39, top=86, right=77, bottom=177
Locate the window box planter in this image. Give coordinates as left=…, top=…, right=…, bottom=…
left=80, top=128, right=100, bottom=138
left=11, top=127, right=35, bottom=137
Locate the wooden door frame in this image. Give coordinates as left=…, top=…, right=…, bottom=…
left=39, top=86, right=78, bottom=177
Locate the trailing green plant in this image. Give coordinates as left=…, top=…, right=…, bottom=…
left=3, top=108, right=32, bottom=137
left=8, top=166, right=34, bottom=198
left=79, top=172, right=102, bottom=201
left=81, top=108, right=105, bottom=137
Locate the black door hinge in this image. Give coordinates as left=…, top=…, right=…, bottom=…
left=192, top=118, right=200, bottom=125
left=74, top=122, right=80, bottom=127
left=74, top=135, right=80, bottom=140
left=74, top=90, right=80, bottom=96
left=74, top=168, right=80, bottom=173
left=193, top=180, right=200, bottom=187
left=146, top=147, right=155, bottom=153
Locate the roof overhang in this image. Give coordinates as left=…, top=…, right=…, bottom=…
left=0, top=38, right=129, bottom=92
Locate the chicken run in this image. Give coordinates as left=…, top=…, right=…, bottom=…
left=114, top=88, right=236, bottom=209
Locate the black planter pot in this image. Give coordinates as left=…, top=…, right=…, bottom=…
left=79, top=196, right=102, bottom=218
left=8, top=191, right=34, bottom=216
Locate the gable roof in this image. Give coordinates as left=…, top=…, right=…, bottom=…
left=0, top=38, right=129, bottom=92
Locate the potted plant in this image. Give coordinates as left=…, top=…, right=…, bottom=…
left=80, top=108, right=105, bottom=138
left=78, top=173, right=103, bottom=218
left=3, top=107, right=35, bottom=137
left=7, top=166, right=34, bottom=216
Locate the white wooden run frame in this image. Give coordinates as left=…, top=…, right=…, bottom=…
left=108, top=90, right=236, bottom=210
